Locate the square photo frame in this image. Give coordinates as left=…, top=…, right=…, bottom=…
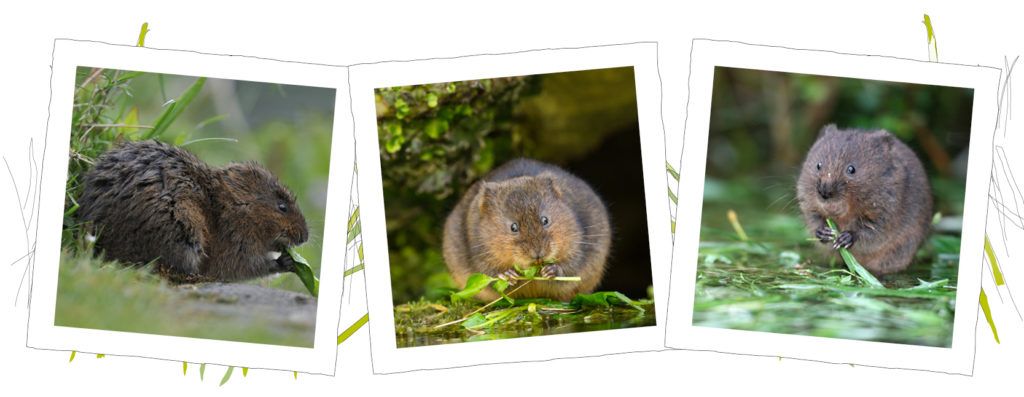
left=27, top=40, right=354, bottom=375
left=664, top=39, right=999, bottom=374
left=352, top=43, right=673, bottom=373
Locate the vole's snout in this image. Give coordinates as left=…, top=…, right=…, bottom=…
left=298, top=224, right=309, bottom=245
left=816, top=179, right=841, bottom=200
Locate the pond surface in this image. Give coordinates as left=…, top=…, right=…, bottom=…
left=693, top=204, right=959, bottom=347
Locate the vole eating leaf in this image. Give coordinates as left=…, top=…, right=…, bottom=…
left=287, top=247, right=319, bottom=297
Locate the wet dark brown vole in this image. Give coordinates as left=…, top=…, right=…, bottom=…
left=77, top=140, right=309, bottom=283
left=796, top=125, right=933, bottom=276
left=442, top=158, right=611, bottom=301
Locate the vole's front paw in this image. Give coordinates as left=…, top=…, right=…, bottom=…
left=833, top=231, right=855, bottom=250
left=275, top=253, right=296, bottom=272
left=496, top=269, right=519, bottom=286
left=815, top=225, right=835, bottom=243
left=541, top=264, right=564, bottom=278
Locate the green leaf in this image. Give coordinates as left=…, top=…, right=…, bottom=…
left=148, top=77, right=206, bottom=139
left=462, top=313, right=487, bottom=329
left=182, top=362, right=187, bottom=376
left=450, top=273, right=496, bottom=302
left=426, top=92, right=439, bottom=108
left=394, top=98, right=410, bottom=119
left=69, top=351, right=76, bottom=362
left=826, top=218, right=884, bottom=288
left=200, top=363, right=206, bottom=381
left=384, top=134, right=405, bottom=154
left=493, top=279, right=509, bottom=293
left=219, top=366, right=234, bottom=386
left=668, top=187, right=678, bottom=205
left=287, top=247, right=319, bottom=297
left=516, top=265, right=540, bottom=279
left=242, top=367, right=248, bottom=377
left=571, top=291, right=646, bottom=313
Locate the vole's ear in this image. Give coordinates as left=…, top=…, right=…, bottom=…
left=538, top=173, right=563, bottom=199
left=478, top=182, right=496, bottom=212
left=877, top=130, right=897, bottom=151
left=816, top=124, right=840, bottom=140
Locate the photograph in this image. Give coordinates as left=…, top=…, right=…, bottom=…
left=376, top=67, right=657, bottom=348
left=54, top=66, right=335, bottom=347
left=691, top=66, right=972, bottom=347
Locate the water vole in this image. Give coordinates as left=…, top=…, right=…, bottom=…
left=796, top=125, right=933, bottom=275
left=442, top=158, right=611, bottom=301
left=77, top=140, right=309, bottom=283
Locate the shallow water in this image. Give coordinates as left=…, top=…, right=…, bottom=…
left=692, top=205, right=959, bottom=347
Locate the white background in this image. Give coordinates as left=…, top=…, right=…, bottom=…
left=2, top=1, right=1023, bottom=395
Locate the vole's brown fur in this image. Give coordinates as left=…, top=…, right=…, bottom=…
left=443, top=158, right=611, bottom=301
left=796, top=125, right=932, bottom=276
left=78, top=140, right=309, bottom=283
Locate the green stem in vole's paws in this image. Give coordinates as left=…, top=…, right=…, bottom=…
left=826, top=218, right=885, bottom=288
left=286, top=247, right=319, bottom=297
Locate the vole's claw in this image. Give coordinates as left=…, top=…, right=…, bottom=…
left=815, top=225, right=835, bottom=243
left=541, top=264, right=563, bottom=278
left=496, top=269, right=519, bottom=286
left=834, top=231, right=855, bottom=250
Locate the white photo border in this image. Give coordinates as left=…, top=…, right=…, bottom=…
left=351, top=43, right=673, bottom=374
left=26, top=40, right=354, bottom=375
left=663, top=39, right=999, bottom=375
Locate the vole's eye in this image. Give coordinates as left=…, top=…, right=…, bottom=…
left=846, top=165, right=856, bottom=175
left=815, top=162, right=822, bottom=171
left=541, top=216, right=550, bottom=227
left=277, top=202, right=288, bottom=213
left=510, top=222, right=519, bottom=233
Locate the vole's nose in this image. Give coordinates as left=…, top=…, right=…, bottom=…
left=817, top=180, right=836, bottom=200
left=298, top=225, right=309, bottom=244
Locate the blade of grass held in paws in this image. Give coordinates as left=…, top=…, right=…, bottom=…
left=826, top=218, right=884, bottom=288
left=287, top=247, right=319, bottom=297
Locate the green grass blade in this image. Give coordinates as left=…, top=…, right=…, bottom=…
left=826, top=218, right=884, bottom=288
left=136, top=22, right=149, bottom=47
left=337, top=313, right=369, bottom=345
left=147, top=77, right=207, bottom=139
left=666, top=161, right=680, bottom=181
left=219, top=366, right=234, bottom=386
left=182, top=362, right=187, bottom=376
left=984, top=235, right=1005, bottom=285
left=980, top=288, right=1000, bottom=343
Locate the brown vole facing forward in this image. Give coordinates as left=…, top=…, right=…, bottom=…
left=443, top=158, right=611, bottom=301
left=796, top=125, right=933, bottom=276
left=77, top=140, right=309, bottom=283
